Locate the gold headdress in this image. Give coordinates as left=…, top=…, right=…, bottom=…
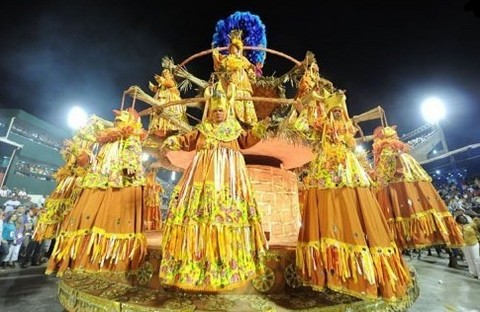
left=229, top=29, right=244, bottom=50
left=161, top=68, right=174, bottom=80
left=323, top=89, right=349, bottom=117
left=113, top=107, right=140, bottom=125
left=152, top=69, right=171, bottom=84
left=114, top=110, right=133, bottom=123
left=202, top=81, right=231, bottom=122
left=209, top=92, right=228, bottom=111
left=373, top=125, right=399, bottom=139
left=382, top=126, right=398, bottom=138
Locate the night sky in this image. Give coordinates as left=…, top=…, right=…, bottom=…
left=1, top=0, right=479, bottom=150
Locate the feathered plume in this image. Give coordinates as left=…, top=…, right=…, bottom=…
left=212, top=11, right=267, bottom=65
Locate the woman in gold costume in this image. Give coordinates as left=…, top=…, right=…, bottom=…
left=148, top=68, right=188, bottom=137
left=33, top=116, right=108, bottom=242
left=295, top=90, right=412, bottom=301
left=143, top=168, right=163, bottom=231
left=46, top=108, right=148, bottom=276
left=212, top=30, right=258, bottom=127
left=294, top=61, right=334, bottom=123
left=159, top=84, right=267, bottom=291
left=372, top=125, right=463, bottom=249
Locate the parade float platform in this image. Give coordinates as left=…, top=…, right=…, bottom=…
left=57, top=231, right=419, bottom=312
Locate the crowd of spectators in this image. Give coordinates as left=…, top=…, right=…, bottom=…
left=13, top=159, right=56, bottom=181
left=436, top=177, right=480, bottom=217
left=0, top=185, right=50, bottom=271
left=11, top=122, right=63, bottom=150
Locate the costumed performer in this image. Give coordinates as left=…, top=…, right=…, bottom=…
left=295, top=90, right=412, bottom=301
left=287, top=60, right=334, bottom=143
left=158, top=82, right=268, bottom=291
left=143, top=167, right=163, bottom=231
left=212, top=29, right=258, bottom=127
left=46, top=107, right=148, bottom=276
left=33, top=116, right=109, bottom=242
left=148, top=68, right=188, bottom=138
left=372, top=125, right=464, bottom=249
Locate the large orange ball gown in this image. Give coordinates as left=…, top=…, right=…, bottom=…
left=295, top=99, right=412, bottom=302
left=159, top=117, right=267, bottom=292
left=373, top=126, right=464, bottom=249
left=46, top=110, right=148, bottom=276
left=33, top=116, right=108, bottom=241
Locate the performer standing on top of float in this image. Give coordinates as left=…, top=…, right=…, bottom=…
left=33, top=116, right=109, bottom=242
left=212, top=30, right=257, bottom=127
left=294, top=89, right=412, bottom=301
left=372, top=125, right=464, bottom=250
left=289, top=59, right=334, bottom=141
left=46, top=107, right=148, bottom=276
left=212, top=11, right=267, bottom=128
left=147, top=68, right=188, bottom=138
left=158, top=82, right=269, bottom=291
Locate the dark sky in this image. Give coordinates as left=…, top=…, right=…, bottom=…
left=0, top=0, right=479, bottom=150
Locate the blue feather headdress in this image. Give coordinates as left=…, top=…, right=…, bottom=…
left=212, top=11, right=267, bottom=66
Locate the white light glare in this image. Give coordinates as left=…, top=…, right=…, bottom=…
left=67, top=106, right=88, bottom=130
left=435, top=170, right=441, bottom=175
left=421, top=97, right=446, bottom=124
left=171, top=171, right=176, bottom=181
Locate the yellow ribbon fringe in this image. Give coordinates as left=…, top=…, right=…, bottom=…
left=296, top=238, right=410, bottom=298
left=387, top=209, right=463, bottom=248
left=51, top=226, right=147, bottom=268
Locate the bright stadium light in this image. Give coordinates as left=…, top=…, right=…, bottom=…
left=421, top=97, right=446, bottom=124
left=67, top=106, right=88, bottom=130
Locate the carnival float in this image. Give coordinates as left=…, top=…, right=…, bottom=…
left=42, top=11, right=422, bottom=312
